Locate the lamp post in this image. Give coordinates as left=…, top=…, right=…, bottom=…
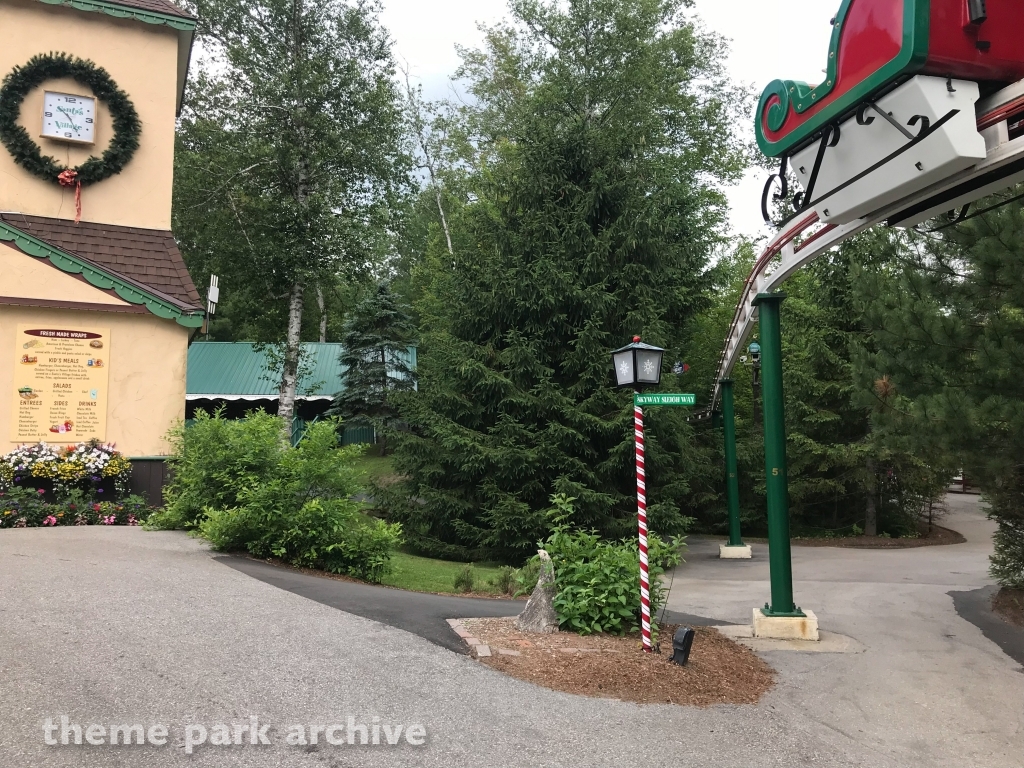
left=611, top=335, right=665, bottom=653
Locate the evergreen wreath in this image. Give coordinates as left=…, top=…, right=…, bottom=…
left=0, top=53, right=141, bottom=186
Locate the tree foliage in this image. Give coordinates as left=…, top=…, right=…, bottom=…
left=329, top=282, right=417, bottom=452
left=172, top=0, right=409, bottom=437
left=858, top=197, right=1024, bottom=584
left=681, top=234, right=952, bottom=539
left=379, top=0, right=750, bottom=562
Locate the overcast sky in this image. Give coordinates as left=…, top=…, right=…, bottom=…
left=378, top=0, right=838, bottom=237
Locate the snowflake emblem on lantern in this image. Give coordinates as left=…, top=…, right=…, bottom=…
left=643, top=359, right=656, bottom=375
left=619, top=361, right=631, bottom=376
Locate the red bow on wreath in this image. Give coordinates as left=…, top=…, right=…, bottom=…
left=57, top=169, right=82, bottom=224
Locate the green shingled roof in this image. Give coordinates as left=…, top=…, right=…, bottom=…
left=186, top=342, right=417, bottom=400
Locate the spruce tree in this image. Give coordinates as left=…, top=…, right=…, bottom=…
left=779, top=236, right=949, bottom=536
left=330, top=283, right=416, bottom=455
left=859, top=195, right=1024, bottom=585
left=680, top=234, right=950, bottom=538
left=381, top=0, right=749, bottom=561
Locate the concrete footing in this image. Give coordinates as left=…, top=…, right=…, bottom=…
left=752, top=608, right=819, bottom=641
left=719, top=544, right=752, bottom=559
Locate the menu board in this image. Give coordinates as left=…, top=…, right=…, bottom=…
left=11, top=325, right=110, bottom=442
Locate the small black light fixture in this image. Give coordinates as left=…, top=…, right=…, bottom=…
left=669, top=626, right=696, bottom=666
left=611, top=336, right=665, bottom=389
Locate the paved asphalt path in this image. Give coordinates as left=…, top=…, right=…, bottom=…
left=220, top=555, right=729, bottom=653
left=664, top=493, right=1024, bottom=768
left=218, top=556, right=522, bottom=653
left=0, top=493, right=1019, bottom=767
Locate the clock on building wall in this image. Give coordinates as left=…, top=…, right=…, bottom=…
left=0, top=53, right=140, bottom=188
left=41, top=91, right=96, bottom=144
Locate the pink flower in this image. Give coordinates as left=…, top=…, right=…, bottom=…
left=101, top=515, right=116, bottom=525
left=37, top=489, right=45, bottom=495
left=127, top=515, right=139, bottom=526
left=42, top=515, right=57, bottom=526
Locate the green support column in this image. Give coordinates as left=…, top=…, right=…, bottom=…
left=720, top=379, right=743, bottom=547
left=751, top=292, right=803, bottom=617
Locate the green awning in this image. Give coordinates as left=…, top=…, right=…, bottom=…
left=185, top=342, right=416, bottom=401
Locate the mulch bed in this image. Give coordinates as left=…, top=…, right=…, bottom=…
left=747, top=524, right=965, bottom=549
left=992, top=588, right=1024, bottom=627
left=460, top=618, right=775, bottom=706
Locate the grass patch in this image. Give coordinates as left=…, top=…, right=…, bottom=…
left=381, top=551, right=509, bottom=595
left=350, top=452, right=396, bottom=486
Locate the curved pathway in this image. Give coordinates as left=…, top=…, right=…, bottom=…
left=219, top=557, right=723, bottom=653
left=0, top=493, right=1019, bottom=767
left=664, top=493, right=1023, bottom=768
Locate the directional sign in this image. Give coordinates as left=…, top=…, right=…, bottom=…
left=634, top=393, right=696, bottom=407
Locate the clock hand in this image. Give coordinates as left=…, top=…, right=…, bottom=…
left=57, top=106, right=81, bottom=133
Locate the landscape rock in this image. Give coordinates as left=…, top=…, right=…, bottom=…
left=515, top=550, right=559, bottom=633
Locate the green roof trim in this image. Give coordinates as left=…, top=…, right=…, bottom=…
left=36, top=0, right=197, bottom=30
left=0, top=220, right=204, bottom=328
left=33, top=0, right=196, bottom=115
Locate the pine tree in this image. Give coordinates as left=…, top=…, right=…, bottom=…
left=330, top=283, right=416, bottom=455
left=779, top=236, right=949, bottom=536
left=380, top=0, right=750, bottom=562
left=859, top=194, right=1024, bottom=585
left=680, top=233, right=950, bottom=539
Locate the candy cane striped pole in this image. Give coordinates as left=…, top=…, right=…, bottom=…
left=634, top=393, right=652, bottom=653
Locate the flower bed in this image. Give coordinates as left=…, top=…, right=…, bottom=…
left=0, top=440, right=132, bottom=498
left=0, top=487, right=148, bottom=528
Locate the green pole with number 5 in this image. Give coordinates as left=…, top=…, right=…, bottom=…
left=751, top=293, right=801, bottom=617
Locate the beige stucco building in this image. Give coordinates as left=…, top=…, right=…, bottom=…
left=0, top=0, right=201, bottom=462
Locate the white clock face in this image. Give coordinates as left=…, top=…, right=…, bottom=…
left=41, top=92, right=96, bottom=144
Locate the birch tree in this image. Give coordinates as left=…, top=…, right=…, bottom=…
left=174, top=0, right=408, bottom=440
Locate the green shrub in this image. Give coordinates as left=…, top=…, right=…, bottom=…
left=537, top=494, right=684, bottom=636
left=161, top=409, right=286, bottom=528
left=163, top=410, right=402, bottom=582
left=201, top=499, right=401, bottom=582
left=489, top=565, right=518, bottom=596
left=453, top=564, right=475, bottom=593
left=513, top=559, right=540, bottom=597
left=991, top=519, right=1024, bottom=589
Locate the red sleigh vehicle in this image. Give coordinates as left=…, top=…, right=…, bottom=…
left=756, top=0, right=1024, bottom=226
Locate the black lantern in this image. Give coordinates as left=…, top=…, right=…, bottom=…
left=611, top=336, right=665, bottom=389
